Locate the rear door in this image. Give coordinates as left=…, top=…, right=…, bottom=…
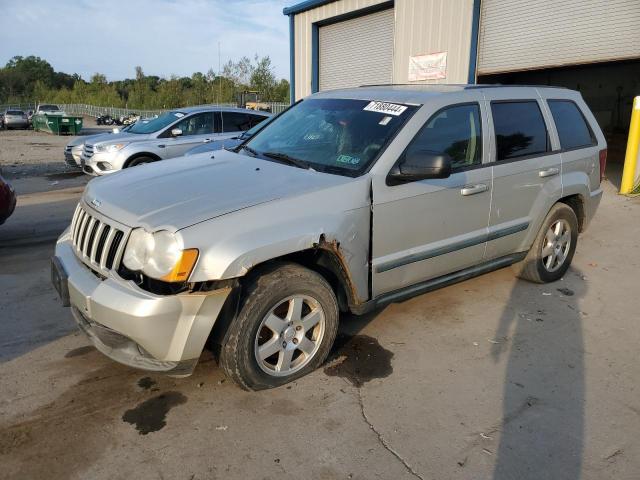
left=372, top=100, right=492, bottom=296
left=484, top=90, right=563, bottom=260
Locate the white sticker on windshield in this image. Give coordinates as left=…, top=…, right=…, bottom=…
left=174, top=112, right=185, bottom=118
left=379, top=116, right=392, bottom=126
left=363, top=101, right=408, bottom=116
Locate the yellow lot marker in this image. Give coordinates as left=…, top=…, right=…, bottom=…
left=620, top=96, right=640, bottom=194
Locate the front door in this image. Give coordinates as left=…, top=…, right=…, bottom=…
left=372, top=102, right=492, bottom=297
left=161, top=112, right=217, bottom=158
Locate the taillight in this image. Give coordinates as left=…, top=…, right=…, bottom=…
left=599, top=148, right=607, bottom=183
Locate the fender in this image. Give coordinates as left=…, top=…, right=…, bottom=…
left=179, top=177, right=372, bottom=302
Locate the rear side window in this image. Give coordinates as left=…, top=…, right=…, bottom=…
left=248, top=114, right=268, bottom=128
left=491, top=101, right=549, bottom=161
left=408, top=103, right=483, bottom=171
left=547, top=100, right=595, bottom=150
left=222, top=112, right=251, bottom=132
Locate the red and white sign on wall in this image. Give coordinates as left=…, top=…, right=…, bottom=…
left=408, top=51, right=447, bottom=81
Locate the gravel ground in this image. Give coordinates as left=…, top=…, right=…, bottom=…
left=0, top=117, right=111, bottom=179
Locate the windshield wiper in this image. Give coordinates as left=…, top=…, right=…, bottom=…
left=239, top=144, right=259, bottom=157
left=262, top=151, right=311, bottom=170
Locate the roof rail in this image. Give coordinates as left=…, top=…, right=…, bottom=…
left=358, top=83, right=568, bottom=90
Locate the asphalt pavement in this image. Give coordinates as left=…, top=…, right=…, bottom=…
left=0, top=176, right=639, bottom=480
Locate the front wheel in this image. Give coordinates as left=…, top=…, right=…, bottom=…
left=219, top=263, right=339, bottom=390
left=514, top=203, right=578, bottom=283
left=127, top=156, right=154, bottom=168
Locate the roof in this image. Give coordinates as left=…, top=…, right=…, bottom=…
left=175, top=106, right=271, bottom=115
left=283, top=0, right=337, bottom=16
left=310, top=84, right=572, bottom=104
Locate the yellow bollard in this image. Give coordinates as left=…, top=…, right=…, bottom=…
left=620, top=96, right=640, bottom=194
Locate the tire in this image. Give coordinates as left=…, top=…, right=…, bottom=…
left=127, top=156, right=155, bottom=168
left=514, top=203, right=578, bottom=283
left=220, top=263, right=339, bottom=390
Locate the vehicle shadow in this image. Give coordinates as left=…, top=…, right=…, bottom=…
left=491, top=269, right=586, bottom=479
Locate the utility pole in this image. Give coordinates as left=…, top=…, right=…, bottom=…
left=218, top=42, right=222, bottom=105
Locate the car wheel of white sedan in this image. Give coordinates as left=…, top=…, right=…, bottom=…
left=219, top=262, right=339, bottom=390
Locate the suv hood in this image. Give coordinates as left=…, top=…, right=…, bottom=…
left=67, top=131, right=132, bottom=148
left=89, top=131, right=151, bottom=147
left=84, top=150, right=353, bottom=231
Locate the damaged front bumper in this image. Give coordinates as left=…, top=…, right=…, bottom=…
left=53, top=230, right=231, bottom=376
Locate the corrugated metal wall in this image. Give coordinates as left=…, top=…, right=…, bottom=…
left=319, top=9, right=394, bottom=90
left=393, top=0, right=474, bottom=84
left=293, top=0, right=388, bottom=100
left=478, top=0, right=640, bottom=75
left=292, top=0, right=474, bottom=99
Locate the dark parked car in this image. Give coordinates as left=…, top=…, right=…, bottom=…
left=0, top=168, right=16, bottom=225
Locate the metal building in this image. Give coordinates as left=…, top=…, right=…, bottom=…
left=283, top=0, right=640, bottom=171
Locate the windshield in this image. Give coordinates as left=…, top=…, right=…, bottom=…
left=128, top=111, right=182, bottom=134
left=244, top=98, right=417, bottom=176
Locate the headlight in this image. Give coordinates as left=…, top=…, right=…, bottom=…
left=122, top=229, right=198, bottom=282
left=95, top=143, right=128, bottom=153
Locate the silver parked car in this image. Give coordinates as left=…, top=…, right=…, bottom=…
left=64, top=124, right=136, bottom=168
left=3, top=109, right=29, bottom=130
left=81, top=107, right=269, bottom=175
left=52, top=85, right=605, bottom=390
left=184, top=114, right=274, bottom=156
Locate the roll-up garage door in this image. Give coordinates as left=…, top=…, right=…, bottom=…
left=319, top=8, right=394, bottom=91
left=478, top=0, right=640, bottom=75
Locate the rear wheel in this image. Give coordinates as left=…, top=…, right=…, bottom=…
left=220, top=263, right=339, bottom=390
left=515, top=203, right=578, bottom=283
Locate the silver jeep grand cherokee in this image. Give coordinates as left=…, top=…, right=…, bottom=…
left=52, top=85, right=605, bottom=390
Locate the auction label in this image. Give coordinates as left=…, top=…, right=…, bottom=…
left=363, top=101, right=407, bottom=116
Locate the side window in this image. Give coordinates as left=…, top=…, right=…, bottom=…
left=491, top=101, right=549, bottom=161
left=173, top=112, right=214, bottom=136
left=547, top=100, right=595, bottom=150
left=249, top=114, right=268, bottom=128
left=222, top=112, right=251, bottom=132
left=408, top=103, right=482, bottom=171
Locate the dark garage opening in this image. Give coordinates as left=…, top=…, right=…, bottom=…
left=479, top=59, right=640, bottom=187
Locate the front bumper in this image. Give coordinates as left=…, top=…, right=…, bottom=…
left=82, top=150, right=123, bottom=176
left=53, top=229, right=231, bottom=375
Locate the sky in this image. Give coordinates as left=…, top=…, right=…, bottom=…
left=0, top=0, right=292, bottom=81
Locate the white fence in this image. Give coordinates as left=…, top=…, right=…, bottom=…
left=0, top=102, right=290, bottom=117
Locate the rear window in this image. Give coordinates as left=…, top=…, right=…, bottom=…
left=491, top=101, right=549, bottom=161
left=547, top=100, right=595, bottom=150
left=6, top=110, right=23, bottom=115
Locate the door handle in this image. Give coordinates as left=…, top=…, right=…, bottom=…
left=157, top=144, right=165, bottom=148
left=539, top=167, right=559, bottom=178
left=461, top=184, right=488, bottom=196
left=203, top=138, right=211, bottom=143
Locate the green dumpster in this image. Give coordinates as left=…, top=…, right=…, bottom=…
left=32, top=114, right=83, bottom=135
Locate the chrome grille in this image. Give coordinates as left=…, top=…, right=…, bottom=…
left=70, top=203, right=128, bottom=275
left=83, top=144, right=94, bottom=158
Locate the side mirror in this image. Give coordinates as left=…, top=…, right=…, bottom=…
left=388, top=149, right=452, bottom=185
left=171, top=128, right=183, bottom=137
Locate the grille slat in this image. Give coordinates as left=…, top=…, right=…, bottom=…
left=81, top=217, right=96, bottom=256
left=71, top=204, right=127, bottom=276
